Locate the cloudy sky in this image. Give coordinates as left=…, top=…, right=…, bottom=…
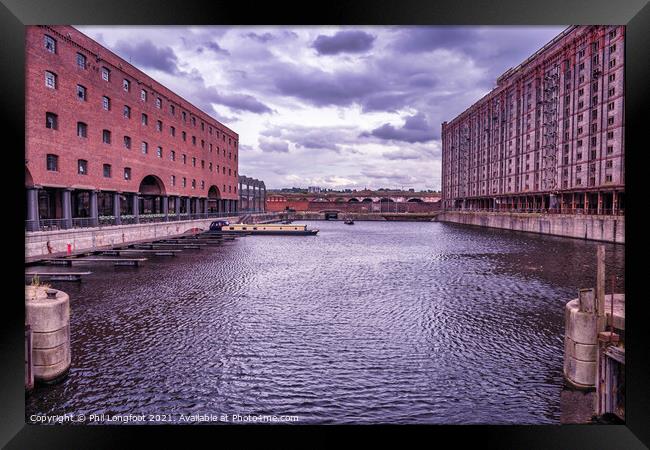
left=77, top=26, right=566, bottom=191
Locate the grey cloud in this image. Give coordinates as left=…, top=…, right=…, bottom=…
left=273, top=67, right=379, bottom=107
left=382, top=150, right=423, bottom=161
left=205, top=41, right=230, bottom=56
left=245, top=32, right=275, bottom=43
left=259, top=137, right=289, bottom=153
left=113, top=40, right=179, bottom=74
left=313, top=30, right=376, bottom=55
left=201, top=89, right=273, bottom=114
left=361, top=112, right=440, bottom=143
left=392, top=27, right=478, bottom=54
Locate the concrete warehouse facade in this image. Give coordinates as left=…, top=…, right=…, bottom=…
left=441, top=25, right=625, bottom=215
left=25, top=25, right=240, bottom=231
left=238, top=176, right=266, bottom=213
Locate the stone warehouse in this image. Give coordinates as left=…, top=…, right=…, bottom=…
left=25, top=25, right=241, bottom=231
left=441, top=26, right=624, bottom=215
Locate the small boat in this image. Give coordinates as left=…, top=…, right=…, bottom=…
left=344, top=219, right=354, bottom=225
left=208, top=220, right=318, bottom=235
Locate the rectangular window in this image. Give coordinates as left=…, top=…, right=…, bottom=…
left=191, top=117, right=196, bottom=126
left=182, top=177, right=186, bottom=188
left=606, top=160, right=613, bottom=168
left=609, top=59, right=616, bottom=68
left=123, top=105, right=131, bottom=118
left=591, top=137, right=597, bottom=146
left=45, top=112, right=58, bottom=130
left=182, top=154, right=187, bottom=164
left=610, top=44, right=616, bottom=53
left=78, top=159, right=88, bottom=175
left=141, top=89, right=147, bottom=101
left=156, top=98, right=162, bottom=108
left=608, top=102, right=615, bottom=111
left=182, top=111, right=187, bottom=122
left=102, top=129, right=111, bottom=144
left=44, top=35, right=56, bottom=53
left=124, top=167, right=131, bottom=180
left=608, top=74, right=616, bottom=82
left=124, top=136, right=132, bottom=149
left=201, top=180, right=205, bottom=190
left=103, top=164, right=111, bottom=178
left=170, top=150, right=176, bottom=161
left=46, top=154, right=58, bottom=171
left=607, top=146, right=614, bottom=154
left=157, top=120, right=162, bottom=132
left=608, top=117, right=615, bottom=125
left=192, top=179, right=196, bottom=189
left=182, top=131, right=186, bottom=141
left=101, top=67, right=110, bottom=82
left=141, top=141, right=148, bottom=154
left=192, top=136, right=196, bottom=145
left=77, top=85, right=86, bottom=101
left=76, top=53, right=86, bottom=69
left=607, top=131, right=614, bottom=139
left=156, top=146, right=163, bottom=158
left=170, top=126, right=175, bottom=136
left=77, top=122, right=87, bottom=138
left=141, top=113, right=148, bottom=125
left=201, top=160, right=205, bottom=169
left=192, top=157, right=196, bottom=167
left=171, top=175, right=176, bottom=186
left=45, top=71, right=56, bottom=89
left=170, top=104, right=175, bottom=115
left=606, top=175, right=613, bottom=182
left=123, top=79, right=130, bottom=92
left=102, top=96, right=110, bottom=110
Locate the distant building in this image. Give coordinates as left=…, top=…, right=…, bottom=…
left=308, top=186, right=321, bottom=193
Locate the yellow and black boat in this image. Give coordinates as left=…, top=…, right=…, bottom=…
left=208, top=220, right=318, bottom=235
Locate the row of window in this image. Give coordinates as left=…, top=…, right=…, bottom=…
left=43, top=33, right=237, bottom=145
left=43, top=73, right=236, bottom=159
left=44, top=154, right=236, bottom=193
left=44, top=113, right=237, bottom=176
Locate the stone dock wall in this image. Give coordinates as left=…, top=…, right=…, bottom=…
left=25, top=213, right=280, bottom=262
left=436, top=211, right=624, bottom=244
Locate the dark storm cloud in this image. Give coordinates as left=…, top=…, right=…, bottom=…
left=113, top=40, right=179, bottom=74
left=313, top=30, right=376, bottom=55
left=361, top=112, right=439, bottom=143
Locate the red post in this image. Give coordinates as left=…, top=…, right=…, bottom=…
left=67, top=243, right=72, bottom=255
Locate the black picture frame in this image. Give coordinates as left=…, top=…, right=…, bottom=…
left=2, top=0, right=648, bottom=447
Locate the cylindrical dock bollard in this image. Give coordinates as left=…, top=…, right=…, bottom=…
left=25, top=286, right=71, bottom=384
left=564, top=288, right=598, bottom=389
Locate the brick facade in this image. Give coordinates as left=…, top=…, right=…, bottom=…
left=26, top=25, right=240, bottom=224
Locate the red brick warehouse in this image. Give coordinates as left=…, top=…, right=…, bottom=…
left=441, top=25, right=625, bottom=215
left=25, top=25, right=241, bottom=230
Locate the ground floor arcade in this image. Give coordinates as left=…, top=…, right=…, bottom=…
left=25, top=186, right=239, bottom=232
left=446, top=189, right=625, bottom=215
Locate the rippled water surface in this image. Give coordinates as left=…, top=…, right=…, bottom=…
left=26, top=221, right=625, bottom=424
